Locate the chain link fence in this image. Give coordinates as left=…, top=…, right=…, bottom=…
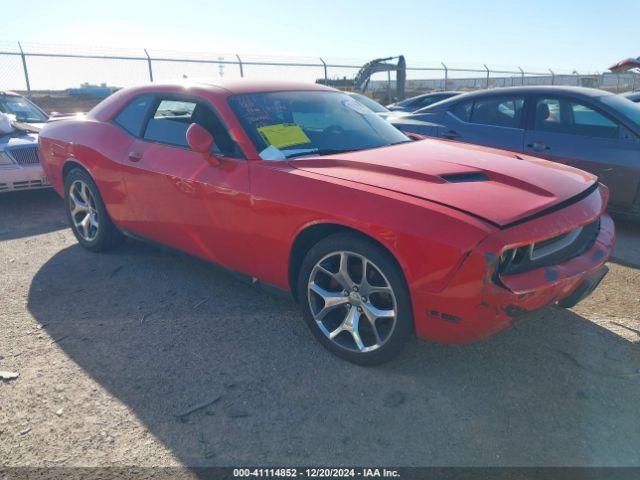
left=1, top=41, right=638, bottom=106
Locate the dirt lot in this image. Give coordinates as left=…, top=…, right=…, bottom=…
left=19, top=91, right=103, bottom=115
left=1, top=189, right=639, bottom=469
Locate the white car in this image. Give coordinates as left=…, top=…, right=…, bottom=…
left=0, top=91, right=49, bottom=193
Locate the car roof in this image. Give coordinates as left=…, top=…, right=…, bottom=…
left=399, top=91, right=461, bottom=103
left=105, top=80, right=338, bottom=100
left=413, top=85, right=614, bottom=113
left=417, top=91, right=462, bottom=97
left=175, top=79, right=336, bottom=95
left=88, top=80, right=340, bottom=122
left=454, top=85, right=611, bottom=100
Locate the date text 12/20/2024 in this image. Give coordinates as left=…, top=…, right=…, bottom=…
left=233, top=468, right=400, bottom=478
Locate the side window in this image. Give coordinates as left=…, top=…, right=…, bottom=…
left=144, top=100, right=197, bottom=148
left=533, top=97, right=620, bottom=139
left=416, top=95, right=442, bottom=109
left=114, top=95, right=154, bottom=137
left=143, top=98, right=240, bottom=156
left=449, top=100, right=473, bottom=122
left=569, top=102, right=619, bottom=139
left=469, top=96, right=524, bottom=128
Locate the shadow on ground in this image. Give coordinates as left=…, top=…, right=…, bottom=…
left=26, top=239, right=640, bottom=467
left=0, top=189, right=66, bottom=241
left=610, top=219, right=640, bottom=269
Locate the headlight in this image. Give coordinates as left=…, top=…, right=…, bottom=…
left=0, top=151, right=15, bottom=165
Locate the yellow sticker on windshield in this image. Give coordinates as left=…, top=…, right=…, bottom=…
left=257, top=123, right=311, bottom=149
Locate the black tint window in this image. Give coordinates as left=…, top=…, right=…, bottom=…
left=114, top=95, right=154, bottom=136
left=450, top=101, right=472, bottom=122
left=533, top=98, right=620, bottom=139
left=570, top=102, right=619, bottom=138
left=416, top=95, right=444, bottom=109
left=144, top=100, right=196, bottom=147
left=143, top=98, right=240, bottom=156
left=470, top=96, right=524, bottom=128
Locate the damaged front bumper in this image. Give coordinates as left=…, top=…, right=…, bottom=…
left=411, top=184, right=615, bottom=344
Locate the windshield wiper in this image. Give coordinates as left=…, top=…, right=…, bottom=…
left=316, top=148, right=359, bottom=156
left=286, top=148, right=358, bottom=159
left=284, top=149, right=320, bottom=159
left=285, top=144, right=406, bottom=160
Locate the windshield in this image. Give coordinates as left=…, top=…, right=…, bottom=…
left=349, top=93, right=389, bottom=113
left=0, top=95, right=48, bottom=123
left=229, top=91, right=408, bottom=159
left=600, top=94, right=640, bottom=129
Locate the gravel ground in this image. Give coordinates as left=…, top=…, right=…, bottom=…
left=1, top=189, right=639, bottom=469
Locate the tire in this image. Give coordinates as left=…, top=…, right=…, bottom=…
left=297, top=233, right=413, bottom=365
left=64, top=168, right=125, bottom=252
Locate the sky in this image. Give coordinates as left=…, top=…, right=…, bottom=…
left=0, top=0, right=637, bottom=89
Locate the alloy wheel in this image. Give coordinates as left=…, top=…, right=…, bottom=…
left=307, top=251, right=398, bottom=353
left=68, top=180, right=99, bottom=242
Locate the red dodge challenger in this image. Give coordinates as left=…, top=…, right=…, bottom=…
left=38, top=81, right=615, bottom=365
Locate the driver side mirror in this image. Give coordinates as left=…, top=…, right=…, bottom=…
left=186, top=123, right=221, bottom=166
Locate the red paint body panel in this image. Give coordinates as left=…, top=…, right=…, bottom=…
left=38, top=81, right=615, bottom=345
left=291, top=140, right=596, bottom=227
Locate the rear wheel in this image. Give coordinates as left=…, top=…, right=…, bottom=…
left=297, top=233, right=413, bottom=365
left=64, top=168, right=125, bottom=252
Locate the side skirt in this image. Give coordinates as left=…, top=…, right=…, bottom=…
left=120, top=228, right=295, bottom=302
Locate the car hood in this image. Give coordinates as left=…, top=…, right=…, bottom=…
left=0, top=131, right=38, bottom=150
left=289, top=139, right=597, bottom=228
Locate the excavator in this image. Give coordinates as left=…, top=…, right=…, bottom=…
left=317, top=56, right=406, bottom=102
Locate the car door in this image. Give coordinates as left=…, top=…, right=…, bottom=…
left=436, top=95, right=526, bottom=152
left=115, top=95, right=254, bottom=273
left=524, top=95, right=640, bottom=208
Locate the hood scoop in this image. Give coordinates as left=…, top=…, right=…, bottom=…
left=441, top=172, right=490, bottom=183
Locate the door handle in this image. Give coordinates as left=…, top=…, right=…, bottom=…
left=527, top=142, right=550, bottom=152
left=442, top=130, right=460, bottom=139
left=128, top=151, right=143, bottom=162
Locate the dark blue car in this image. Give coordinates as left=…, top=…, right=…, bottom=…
left=386, top=91, right=462, bottom=112
left=623, top=91, right=640, bottom=103
left=391, top=86, right=640, bottom=218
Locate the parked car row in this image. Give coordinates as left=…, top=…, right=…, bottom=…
left=37, top=80, right=615, bottom=364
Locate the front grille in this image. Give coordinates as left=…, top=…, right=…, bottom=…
left=7, top=146, right=40, bottom=165
left=498, top=220, right=600, bottom=275
left=12, top=180, right=44, bottom=189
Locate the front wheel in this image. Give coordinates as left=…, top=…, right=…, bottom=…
left=297, top=233, right=413, bottom=365
left=64, top=168, right=125, bottom=252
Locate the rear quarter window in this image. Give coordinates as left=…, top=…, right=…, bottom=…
left=113, top=95, right=154, bottom=137
left=470, top=96, right=525, bottom=128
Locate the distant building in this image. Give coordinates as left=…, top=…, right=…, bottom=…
left=66, top=83, right=118, bottom=98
